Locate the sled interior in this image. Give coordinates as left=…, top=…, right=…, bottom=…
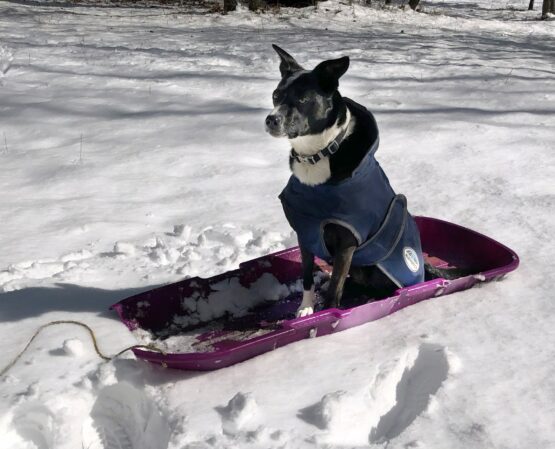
left=111, top=216, right=519, bottom=370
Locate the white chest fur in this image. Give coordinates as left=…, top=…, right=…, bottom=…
left=289, top=108, right=353, bottom=186
left=291, top=158, right=331, bottom=186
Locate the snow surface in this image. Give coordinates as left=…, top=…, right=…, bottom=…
left=0, top=1, right=554, bottom=448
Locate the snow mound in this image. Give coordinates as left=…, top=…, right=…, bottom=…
left=62, top=338, right=84, bottom=357
left=216, top=392, right=258, bottom=435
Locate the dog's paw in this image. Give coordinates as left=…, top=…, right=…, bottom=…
left=296, top=306, right=314, bottom=317
left=296, top=288, right=316, bottom=317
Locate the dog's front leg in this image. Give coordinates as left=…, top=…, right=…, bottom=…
left=297, top=246, right=316, bottom=317
left=325, top=246, right=356, bottom=309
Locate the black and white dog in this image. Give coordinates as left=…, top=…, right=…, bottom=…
left=266, top=45, right=426, bottom=317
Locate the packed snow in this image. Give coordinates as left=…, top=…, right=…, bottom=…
left=175, top=273, right=292, bottom=324
left=1, top=1, right=554, bottom=448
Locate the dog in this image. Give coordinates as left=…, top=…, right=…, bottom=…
left=266, top=45, right=426, bottom=317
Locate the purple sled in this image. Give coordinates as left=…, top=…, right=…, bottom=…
left=111, top=216, right=519, bottom=371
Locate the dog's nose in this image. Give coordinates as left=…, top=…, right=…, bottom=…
left=265, top=114, right=282, bottom=130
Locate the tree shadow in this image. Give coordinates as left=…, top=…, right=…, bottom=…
left=0, top=91, right=267, bottom=121
left=5, top=0, right=208, bottom=11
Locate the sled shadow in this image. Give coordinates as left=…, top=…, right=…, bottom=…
left=109, top=356, right=204, bottom=386
left=0, top=282, right=162, bottom=323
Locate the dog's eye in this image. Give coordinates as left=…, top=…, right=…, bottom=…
left=272, top=91, right=280, bottom=102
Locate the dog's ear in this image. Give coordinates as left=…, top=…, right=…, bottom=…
left=272, top=44, right=303, bottom=78
left=313, top=56, right=350, bottom=93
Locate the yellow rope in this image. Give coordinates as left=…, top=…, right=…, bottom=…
left=0, top=320, right=165, bottom=378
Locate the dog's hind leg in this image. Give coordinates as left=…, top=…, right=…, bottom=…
left=297, top=246, right=316, bottom=317
left=349, top=265, right=398, bottom=299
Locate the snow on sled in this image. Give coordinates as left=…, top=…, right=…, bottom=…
left=111, top=216, right=519, bottom=371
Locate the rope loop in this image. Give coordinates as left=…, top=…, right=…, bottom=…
left=0, top=320, right=165, bottom=378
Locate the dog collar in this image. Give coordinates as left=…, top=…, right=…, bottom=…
left=290, top=126, right=348, bottom=166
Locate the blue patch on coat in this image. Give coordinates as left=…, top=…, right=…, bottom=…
left=279, top=133, right=424, bottom=288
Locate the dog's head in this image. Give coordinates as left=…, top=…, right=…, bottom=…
left=265, top=45, right=349, bottom=139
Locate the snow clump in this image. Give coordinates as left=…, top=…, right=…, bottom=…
left=62, top=338, right=84, bottom=357
left=0, top=45, right=13, bottom=75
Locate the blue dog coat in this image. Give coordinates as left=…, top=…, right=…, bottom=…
left=279, top=127, right=424, bottom=288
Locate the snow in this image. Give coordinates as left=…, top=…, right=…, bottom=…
left=132, top=272, right=326, bottom=353
left=82, top=381, right=172, bottom=449
left=217, top=392, right=259, bottom=435
left=62, top=338, right=84, bottom=357
left=131, top=272, right=298, bottom=353
left=176, top=273, right=291, bottom=323
left=0, top=1, right=554, bottom=448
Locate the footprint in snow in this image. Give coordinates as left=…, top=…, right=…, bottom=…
left=369, top=343, right=450, bottom=444
left=298, top=344, right=451, bottom=446
left=82, top=382, right=171, bottom=449
left=12, top=401, right=55, bottom=449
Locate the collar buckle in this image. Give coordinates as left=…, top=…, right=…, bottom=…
left=328, top=139, right=340, bottom=154
left=291, top=127, right=347, bottom=165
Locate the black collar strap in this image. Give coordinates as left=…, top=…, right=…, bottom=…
left=291, top=125, right=348, bottom=166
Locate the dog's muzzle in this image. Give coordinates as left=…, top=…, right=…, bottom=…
left=265, top=114, right=284, bottom=136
